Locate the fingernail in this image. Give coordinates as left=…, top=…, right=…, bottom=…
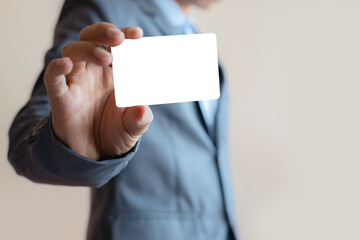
left=106, top=27, right=119, bottom=38
left=94, top=47, right=109, bottom=60
left=127, top=27, right=142, bottom=36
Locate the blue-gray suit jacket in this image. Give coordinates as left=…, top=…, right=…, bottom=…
left=8, top=0, right=237, bottom=239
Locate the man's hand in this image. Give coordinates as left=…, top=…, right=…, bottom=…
left=44, top=23, right=153, bottom=161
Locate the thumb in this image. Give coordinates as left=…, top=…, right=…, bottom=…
left=123, top=105, right=153, bottom=140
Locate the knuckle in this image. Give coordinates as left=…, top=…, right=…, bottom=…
left=99, top=22, right=113, bottom=29
left=48, top=59, right=58, bottom=69
left=98, top=22, right=108, bottom=27
left=79, top=24, right=92, bottom=36
left=94, top=22, right=107, bottom=34
left=78, top=29, right=86, bottom=40
left=79, top=24, right=98, bottom=40
left=62, top=41, right=76, bottom=56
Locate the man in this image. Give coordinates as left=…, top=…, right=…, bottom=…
left=8, top=0, right=237, bottom=239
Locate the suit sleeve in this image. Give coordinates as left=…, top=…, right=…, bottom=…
left=8, top=0, right=138, bottom=187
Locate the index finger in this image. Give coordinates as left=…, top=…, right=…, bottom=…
left=79, top=22, right=125, bottom=46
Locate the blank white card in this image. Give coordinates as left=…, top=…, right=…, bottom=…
left=111, top=33, right=220, bottom=107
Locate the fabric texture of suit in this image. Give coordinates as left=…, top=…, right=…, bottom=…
left=8, top=0, right=238, bottom=239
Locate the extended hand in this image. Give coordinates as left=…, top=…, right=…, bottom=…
left=44, top=23, right=153, bottom=161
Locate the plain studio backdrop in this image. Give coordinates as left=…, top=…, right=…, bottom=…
left=1, top=0, right=360, bottom=239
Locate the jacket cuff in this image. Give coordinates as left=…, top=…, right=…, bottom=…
left=27, top=115, right=139, bottom=187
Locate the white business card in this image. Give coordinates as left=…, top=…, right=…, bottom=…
left=111, top=33, right=220, bottom=107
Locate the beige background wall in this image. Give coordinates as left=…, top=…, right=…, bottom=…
left=1, top=0, right=360, bottom=239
